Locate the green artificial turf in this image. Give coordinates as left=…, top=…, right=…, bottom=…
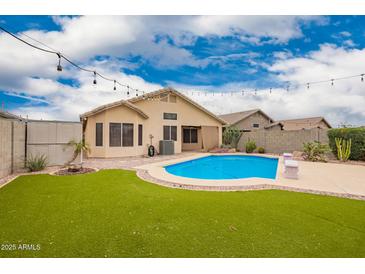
left=0, top=169, right=364, bottom=258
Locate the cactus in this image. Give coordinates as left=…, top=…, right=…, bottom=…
left=335, top=137, right=352, bottom=161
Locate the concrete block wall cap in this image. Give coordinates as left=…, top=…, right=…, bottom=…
left=285, top=160, right=299, bottom=167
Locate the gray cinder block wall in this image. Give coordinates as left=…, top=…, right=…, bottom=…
left=0, top=118, right=26, bottom=178
left=0, top=118, right=82, bottom=179
left=26, top=121, right=82, bottom=166
left=238, top=128, right=329, bottom=154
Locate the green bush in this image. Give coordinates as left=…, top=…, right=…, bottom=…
left=257, top=147, right=265, bottom=154
left=245, top=140, right=257, bottom=153
left=328, top=128, right=365, bottom=160
left=26, top=154, right=47, bottom=172
left=303, top=141, right=330, bottom=162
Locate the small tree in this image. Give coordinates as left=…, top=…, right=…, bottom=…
left=222, top=126, right=242, bottom=148
left=67, top=139, right=90, bottom=165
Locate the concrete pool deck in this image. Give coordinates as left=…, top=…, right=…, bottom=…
left=135, top=153, right=365, bottom=200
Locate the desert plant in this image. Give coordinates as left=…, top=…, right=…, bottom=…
left=245, top=140, right=257, bottom=153
left=67, top=139, right=90, bottom=164
left=26, top=154, right=47, bottom=172
left=335, top=137, right=352, bottom=162
left=257, top=147, right=265, bottom=154
left=303, top=141, right=330, bottom=162
left=328, top=128, right=365, bottom=160
left=222, top=126, right=242, bottom=148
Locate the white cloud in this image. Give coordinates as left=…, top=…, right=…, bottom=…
left=180, top=44, right=365, bottom=127
left=3, top=15, right=364, bottom=126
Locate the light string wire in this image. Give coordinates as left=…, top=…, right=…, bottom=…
left=1, top=25, right=364, bottom=98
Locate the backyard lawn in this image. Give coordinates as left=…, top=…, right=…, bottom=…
left=0, top=169, right=364, bottom=258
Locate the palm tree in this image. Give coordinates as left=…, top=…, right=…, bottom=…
left=67, top=139, right=90, bottom=166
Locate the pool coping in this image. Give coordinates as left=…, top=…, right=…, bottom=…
left=135, top=153, right=365, bottom=201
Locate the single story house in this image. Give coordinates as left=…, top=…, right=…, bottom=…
left=277, top=117, right=332, bottom=130
left=80, top=87, right=227, bottom=158
left=219, top=109, right=280, bottom=131
left=219, top=109, right=331, bottom=132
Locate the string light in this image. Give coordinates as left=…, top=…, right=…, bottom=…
left=1, top=25, right=365, bottom=98
left=56, top=53, right=62, bottom=72
left=93, top=71, right=97, bottom=85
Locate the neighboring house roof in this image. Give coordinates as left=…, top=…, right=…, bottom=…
left=264, top=122, right=284, bottom=129
left=277, top=117, right=332, bottom=130
left=219, top=109, right=274, bottom=126
left=80, top=100, right=149, bottom=119
left=128, top=87, right=227, bottom=125
left=0, top=110, right=23, bottom=120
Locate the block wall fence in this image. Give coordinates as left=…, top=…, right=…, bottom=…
left=238, top=128, right=329, bottom=154
left=0, top=118, right=81, bottom=178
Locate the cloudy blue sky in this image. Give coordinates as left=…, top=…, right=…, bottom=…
left=0, top=15, right=365, bottom=126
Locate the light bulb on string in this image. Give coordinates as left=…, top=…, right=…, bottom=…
left=254, top=89, right=257, bottom=95
left=113, top=80, right=116, bottom=91
left=93, top=71, right=97, bottom=85
left=127, top=85, right=130, bottom=96
left=269, top=88, right=272, bottom=94
left=331, top=79, right=334, bottom=86
left=361, top=74, right=364, bottom=82
left=56, top=53, right=62, bottom=72
left=307, top=83, right=310, bottom=89
left=136, top=89, right=139, bottom=97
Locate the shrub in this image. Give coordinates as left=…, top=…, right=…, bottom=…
left=335, top=137, right=351, bottom=162
left=257, top=147, right=265, bottom=154
left=245, top=140, right=257, bottom=153
left=26, top=154, right=47, bottom=172
left=222, top=126, right=242, bottom=149
left=303, top=141, right=330, bottom=162
left=328, top=128, right=365, bottom=160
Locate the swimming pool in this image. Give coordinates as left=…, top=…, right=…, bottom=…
left=165, top=155, right=278, bottom=180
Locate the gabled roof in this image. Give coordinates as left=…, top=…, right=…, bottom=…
left=0, top=110, right=23, bottom=121
left=219, top=109, right=274, bottom=126
left=277, top=116, right=332, bottom=130
left=80, top=100, right=149, bottom=119
left=129, top=87, right=227, bottom=125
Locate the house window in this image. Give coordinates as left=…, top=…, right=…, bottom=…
left=163, top=113, right=177, bottom=120
left=183, top=128, right=198, bottom=143
left=95, top=123, right=103, bottom=146
left=122, top=123, right=134, bottom=147
left=138, top=124, right=143, bottom=146
left=163, top=125, right=177, bottom=141
left=109, top=123, right=121, bottom=147
left=252, top=123, right=260, bottom=128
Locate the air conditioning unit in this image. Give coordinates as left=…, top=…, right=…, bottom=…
left=159, top=140, right=174, bottom=155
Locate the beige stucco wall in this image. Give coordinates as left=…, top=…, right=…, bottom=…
left=84, top=93, right=223, bottom=158
left=233, top=112, right=271, bottom=131
left=238, top=128, right=329, bottom=154
left=84, top=105, right=146, bottom=158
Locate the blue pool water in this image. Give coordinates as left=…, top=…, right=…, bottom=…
left=165, top=155, right=278, bottom=180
